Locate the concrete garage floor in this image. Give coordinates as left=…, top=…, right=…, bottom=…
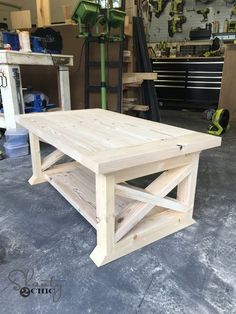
left=0, top=109, right=235, bottom=314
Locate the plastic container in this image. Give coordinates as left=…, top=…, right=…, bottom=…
left=30, top=36, right=44, bottom=53
left=3, top=32, right=20, bottom=51
left=4, top=142, right=29, bottom=158
left=5, top=128, right=29, bottom=146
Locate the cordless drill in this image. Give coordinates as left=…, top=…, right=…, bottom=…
left=151, top=0, right=169, bottom=18
left=197, top=8, right=210, bottom=22
left=171, top=0, right=185, bottom=15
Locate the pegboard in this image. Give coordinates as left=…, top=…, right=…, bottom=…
left=148, top=0, right=235, bottom=42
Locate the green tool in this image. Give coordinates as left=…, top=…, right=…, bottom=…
left=208, top=109, right=230, bottom=136
left=171, top=0, right=185, bottom=15
left=72, top=0, right=125, bottom=110
left=168, top=15, right=187, bottom=37
left=0, top=149, right=4, bottom=160
left=150, top=0, right=169, bottom=18
left=231, top=4, right=236, bottom=19
left=197, top=8, right=210, bottom=22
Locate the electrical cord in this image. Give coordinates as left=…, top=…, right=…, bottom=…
left=70, top=37, right=87, bottom=74
left=48, top=35, right=87, bottom=74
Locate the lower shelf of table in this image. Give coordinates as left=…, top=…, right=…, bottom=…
left=44, top=163, right=195, bottom=245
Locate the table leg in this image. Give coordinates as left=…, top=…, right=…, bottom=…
left=177, top=152, right=200, bottom=214
left=28, top=132, right=45, bottom=185
left=90, top=154, right=200, bottom=266
left=58, top=66, right=71, bottom=111
left=90, top=174, right=116, bottom=267
left=0, top=65, right=24, bottom=129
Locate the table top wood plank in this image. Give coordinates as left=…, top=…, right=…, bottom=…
left=44, top=113, right=174, bottom=146
left=0, top=50, right=73, bottom=66
left=79, top=109, right=195, bottom=138
left=16, top=109, right=221, bottom=173
left=43, top=114, right=147, bottom=148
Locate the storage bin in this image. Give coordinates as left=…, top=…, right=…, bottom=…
left=4, top=143, right=29, bottom=158
left=5, top=128, right=29, bottom=146
left=3, top=32, right=20, bottom=51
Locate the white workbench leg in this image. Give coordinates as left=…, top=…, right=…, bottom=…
left=90, top=174, right=115, bottom=267
left=58, top=66, right=71, bottom=111
left=0, top=65, right=24, bottom=129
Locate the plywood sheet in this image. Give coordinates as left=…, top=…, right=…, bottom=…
left=219, top=45, right=236, bottom=121
left=10, top=10, right=32, bottom=29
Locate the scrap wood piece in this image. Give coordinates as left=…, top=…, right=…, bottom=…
left=36, top=0, right=51, bottom=27
left=10, top=10, right=32, bottom=29
left=123, top=97, right=137, bottom=103
left=123, top=72, right=157, bottom=85
left=123, top=104, right=149, bottom=112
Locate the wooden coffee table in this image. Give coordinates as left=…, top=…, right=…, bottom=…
left=16, top=109, right=221, bottom=267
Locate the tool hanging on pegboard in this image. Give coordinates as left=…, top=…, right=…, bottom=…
left=138, top=1, right=154, bottom=23
left=171, top=0, right=185, bottom=14
left=230, top=3, right=236, bottom=18
left=150, top=0, right=170, bottom=18
left=168, top=0, right=186, bottom=37
left=197, top=7, right=210, bottom=22
left=168, top=15, right=187, bottom=36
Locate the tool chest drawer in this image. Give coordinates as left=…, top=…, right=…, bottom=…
left=152, top=57, right=224, bottom=108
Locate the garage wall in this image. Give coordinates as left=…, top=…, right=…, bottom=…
left=0, top=0, right=24, bottom=27
left=148, top=0, right=234, bottom=42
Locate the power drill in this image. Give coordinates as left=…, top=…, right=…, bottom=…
left=171, top=0, right=185, bottom=15
left=168, top=15, right=187, bottom=37
left=197, top=8, right=210, bottom=22
left=151, top=0, right=169, bottom=18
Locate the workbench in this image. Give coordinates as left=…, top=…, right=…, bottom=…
left=0, top=50, right=74, bottom=129
left=16, top=109, right=221, bottom=267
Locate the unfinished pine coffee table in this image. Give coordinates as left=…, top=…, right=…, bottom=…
left=16, top=109, right=221, bottom=267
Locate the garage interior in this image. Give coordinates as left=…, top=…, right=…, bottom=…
left=0, top=1, right=235, bottom=313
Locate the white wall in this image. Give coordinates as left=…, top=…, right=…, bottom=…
left=148, top=0, right=234, bottom=43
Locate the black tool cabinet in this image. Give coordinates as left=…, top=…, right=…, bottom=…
left=152, top=57, right=224, bottom=108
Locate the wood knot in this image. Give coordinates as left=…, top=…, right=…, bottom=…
left=117, top=217, right=124, bottom=223
left=133, top=235, right=138, bottom=240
